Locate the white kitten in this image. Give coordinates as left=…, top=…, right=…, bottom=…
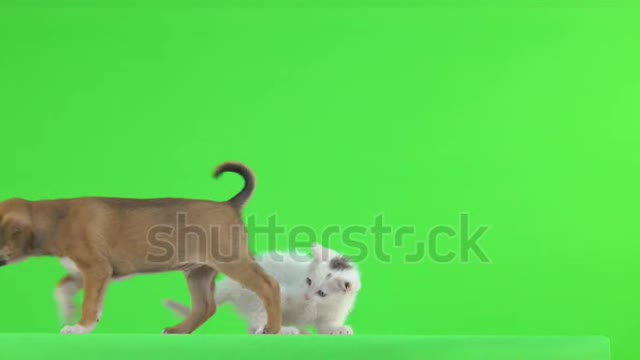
left=164, top=243, right=361, bottom=335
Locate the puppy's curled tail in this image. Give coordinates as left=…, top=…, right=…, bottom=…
left=214, top=162, right=255, bottom=212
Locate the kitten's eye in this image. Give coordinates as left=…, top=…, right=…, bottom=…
left=306, top=278, right=312, bottom=286
left=317, top=290, right=327, bottom=298
left=345, top=282, right=351, bottom=289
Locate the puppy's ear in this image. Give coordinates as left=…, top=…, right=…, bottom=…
left=4, top=216, right=34, bottom=251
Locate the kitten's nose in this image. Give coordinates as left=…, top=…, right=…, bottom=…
left=304, top=294, right=311, bottom=301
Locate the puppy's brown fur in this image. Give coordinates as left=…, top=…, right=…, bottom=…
left=0, top=163, right=281, bottom=334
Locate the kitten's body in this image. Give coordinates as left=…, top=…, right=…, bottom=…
left=165, top=244, right=361, bottom=335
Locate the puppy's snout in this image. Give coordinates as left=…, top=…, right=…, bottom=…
left=0, top=259, right=7, bottom=267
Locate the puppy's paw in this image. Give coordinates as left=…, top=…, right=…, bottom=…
left=60, top=324, right=92, bottom=335
left=279, top=326, right=301, bottom=335
left=328, top=326, right=353, bottom=336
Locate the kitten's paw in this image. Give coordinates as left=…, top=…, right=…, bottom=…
left=163, top=327, right=188, bottom=335
left=253, top=326, right=267, bottom=335
left=60, top=324, right=93, bottom=335
left=279, top=326, right=301, bottom=335
left=254, top=325, right=279, bottom=335
left=328, top=326, right=353, bottom=336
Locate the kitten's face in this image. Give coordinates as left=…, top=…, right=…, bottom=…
left=303, top=244, right=361, bottom=303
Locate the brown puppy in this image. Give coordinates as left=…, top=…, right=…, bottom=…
left=0, top=163, right=281, bottom=335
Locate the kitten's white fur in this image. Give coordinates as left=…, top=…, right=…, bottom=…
left=164, top=243, right=361, bottom=335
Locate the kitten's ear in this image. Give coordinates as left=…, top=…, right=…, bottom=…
left=312, top=243, right=326, bottom=261
left=336, top=279, right=353, bottom=293
left=312, top=243, right=338, bottom=262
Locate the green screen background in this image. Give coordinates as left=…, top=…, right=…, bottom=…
left=0, top=1, right=637, bottom=359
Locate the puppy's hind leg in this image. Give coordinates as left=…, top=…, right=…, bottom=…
left=163, top=266, right=217, bottom=334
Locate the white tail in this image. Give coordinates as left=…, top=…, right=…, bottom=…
left=163, top=300, right=191, bottom=318
left=163, top=282, right=232, bottom=319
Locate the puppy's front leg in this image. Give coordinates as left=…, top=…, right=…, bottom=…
left=61, top=265, right=111, bottom=335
